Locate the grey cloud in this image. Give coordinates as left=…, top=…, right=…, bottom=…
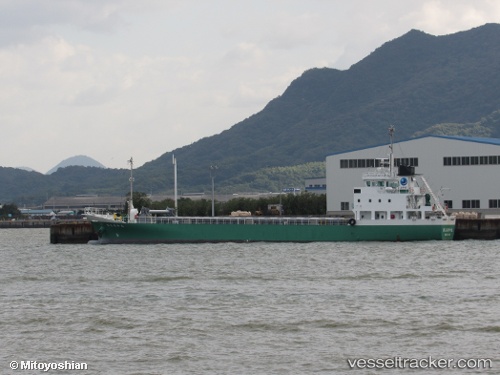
left=0, top=0, right=171, bottom=47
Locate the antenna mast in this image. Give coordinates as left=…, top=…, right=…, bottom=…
left=388, top=126, right=395, bottom=175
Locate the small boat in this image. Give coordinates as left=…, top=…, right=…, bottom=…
left=90, top=128, right=455, bottom=243
left=83, top=207, right=122, bottom=222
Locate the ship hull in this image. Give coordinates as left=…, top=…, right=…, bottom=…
left=91, top=218, right=455, bottom=244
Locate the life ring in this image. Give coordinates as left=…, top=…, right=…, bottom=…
left=348, top=218, right=356, bottom=226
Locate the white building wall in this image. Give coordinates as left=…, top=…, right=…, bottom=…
left=326, top=136, right=500, bottom=215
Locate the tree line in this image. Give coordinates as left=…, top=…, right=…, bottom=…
left=0, top=203, right=21, bottom=219
left=1, top=191, right=326, bottom=221
left=130, top=192, right=326, bottom=217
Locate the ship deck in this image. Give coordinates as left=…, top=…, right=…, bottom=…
left=136, top=216, right=351, bottom=226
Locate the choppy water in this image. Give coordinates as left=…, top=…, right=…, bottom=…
left=1, top=228, right=498, bottom=374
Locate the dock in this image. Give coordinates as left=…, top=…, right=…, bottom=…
left=49, top=221, right=97, bottom=244
left=454, top=218, right=500, bottom=240
left=0, top=220, right=53, bottom=228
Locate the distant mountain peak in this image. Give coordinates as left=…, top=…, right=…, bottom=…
left=46, top=155, right=106, bottom=175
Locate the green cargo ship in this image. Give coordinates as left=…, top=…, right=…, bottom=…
left=91, top=215, right=455, bottom=243
left=90, top=128, right=455, bottom=243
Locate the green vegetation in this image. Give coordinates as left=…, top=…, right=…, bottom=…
left=413, top=110, right=500, bottom=138
left=128, top=192, right=327, bottom=217
left=0, top=203, right=21, bottom=220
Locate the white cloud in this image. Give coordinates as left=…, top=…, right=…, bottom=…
left=258, top=12, right=324, bottom=50
left=402, top=0, right=500, bottom=35
left=223, top=42, right=266, bottom=67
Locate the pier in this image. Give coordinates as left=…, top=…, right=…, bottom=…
left=0, top=220, right=53, bottom=228
left=454, top=218, right=500, bottom=240
left=49, top=221, right=97, bottom=244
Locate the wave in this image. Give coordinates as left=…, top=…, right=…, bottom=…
left=472, top=325, right=500, bottom=333
left=138, top=275, right=193, bottom=283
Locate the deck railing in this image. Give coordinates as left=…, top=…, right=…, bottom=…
left=136, top=216, right=350, bottom=226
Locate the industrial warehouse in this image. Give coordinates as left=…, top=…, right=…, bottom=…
left=326, top=135, right=500, bottom=216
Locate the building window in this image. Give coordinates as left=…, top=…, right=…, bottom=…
left=394, top=157, right=419, bottom=167
left=462, top=200, right=480, bottom=209
left=489, top=199, right=500, bottom=208
left=341, top=202, right=350, bottom=211
left=444, top=155, right=500, bottom=166
left=444, top=200, right=453, bottom=209
left=340, top=158, right=421, bottom=169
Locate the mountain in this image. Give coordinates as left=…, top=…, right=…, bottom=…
left=139, top=23, right=500, bottom=188
left=1, top=23, right=500, bottom=205
left=46, top=155, right=106, bottom=175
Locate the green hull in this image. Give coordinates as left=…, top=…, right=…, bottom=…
left=91, top=219, right=455, bottom=243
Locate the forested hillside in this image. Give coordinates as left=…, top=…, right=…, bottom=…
left=140, top=23, right=500, bottom=189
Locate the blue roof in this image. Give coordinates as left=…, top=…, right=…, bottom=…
left=431, top=134, right=500, bottom=145
left=326, top=135, right=500, bottom=157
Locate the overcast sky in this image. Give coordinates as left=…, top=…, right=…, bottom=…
left=1, top=0, right=499, bottom=173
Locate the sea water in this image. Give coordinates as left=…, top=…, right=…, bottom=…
left=0, top=228, right=498, bottom=374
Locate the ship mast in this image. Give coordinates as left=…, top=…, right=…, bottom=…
left=388, top=125, right=395, bottom=176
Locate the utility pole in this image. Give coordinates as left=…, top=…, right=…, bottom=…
left=127, top=157, right=134, bottom=222
left=172, top=154, right=178, bottom=216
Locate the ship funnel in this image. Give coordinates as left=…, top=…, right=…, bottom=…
left=398, top=165, right=415, bottom=176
